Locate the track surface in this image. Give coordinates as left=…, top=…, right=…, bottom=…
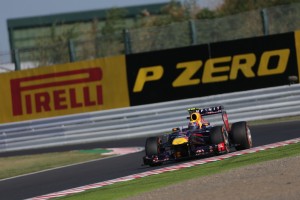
left=0, top=121, right=300, bottom=200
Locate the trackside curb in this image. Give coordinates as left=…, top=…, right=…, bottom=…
left=28, top=137, right=300, bottom=200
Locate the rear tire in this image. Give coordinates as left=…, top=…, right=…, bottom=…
left=210, top=126, right=230, bottom=154
left=231, top=121, right=253, bottom=150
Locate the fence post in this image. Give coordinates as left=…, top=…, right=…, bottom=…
left=68, top=39, right=76, bottom=62
left=123, top=29, right=132, bottom=55
left=189, top=20, right=197, bottom=45
left=13, top=49, right=21, bottom=71
left=261, top=9, right=269, bottom=35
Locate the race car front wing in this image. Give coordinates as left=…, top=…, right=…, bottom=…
left=143, top=142, right=227, bottom=166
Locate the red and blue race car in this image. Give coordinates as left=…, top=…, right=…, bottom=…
left=143, top=105, right=253, bottom=166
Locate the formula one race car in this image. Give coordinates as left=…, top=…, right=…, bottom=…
left=143, top=105, right=253, bottom=166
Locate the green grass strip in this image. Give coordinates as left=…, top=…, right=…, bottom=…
left=79, top=149, right=112, bottom=154
left=58, top=142, right=300, bottom=200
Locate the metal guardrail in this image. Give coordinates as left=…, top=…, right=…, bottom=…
left=1, top=84, right=300, bottom=152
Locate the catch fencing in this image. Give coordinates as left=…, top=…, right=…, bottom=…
left=0, top=84, right=300, bottom=152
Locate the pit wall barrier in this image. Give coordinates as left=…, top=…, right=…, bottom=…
left=1, top=31, right=300, bottom=123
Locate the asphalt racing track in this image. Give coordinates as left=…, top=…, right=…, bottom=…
left=1, top=121, right=300, bottom=200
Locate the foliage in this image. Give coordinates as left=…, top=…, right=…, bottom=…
left=68, top=8, right=128, bottom=61
left=196, top=8, right=216, bottom=19
left=161, top=0, right=187, bottom=21
left=218, top=0, right=300, bottom=15
left=101, top=8, right=128, bottom=35
left=183, top=0, right=202, bottom=19
left=30, top=23, right=79, bottom=66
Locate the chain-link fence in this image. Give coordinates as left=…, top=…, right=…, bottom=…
left=194, top=9, right=265, bottom=45
left=2, top=3, right=300, bottom=71
left=130, top=20, right=192, bottom=53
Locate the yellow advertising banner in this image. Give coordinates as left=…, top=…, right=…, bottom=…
left=0, top=55, right=129, bottom=123
left=294, top=30, right=300, bottom=82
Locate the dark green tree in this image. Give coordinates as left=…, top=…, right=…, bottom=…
left=219, top=0, right=300, bottom=15
left=102, top=8, right=128, bottom=35
left=196, top=8, right=216, bottom=19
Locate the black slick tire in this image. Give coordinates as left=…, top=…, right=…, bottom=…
left=231, top=121, right=253, bottom=150
left=145, top=137, right=159, bottom=156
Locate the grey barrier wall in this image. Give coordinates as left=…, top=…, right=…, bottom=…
left=0, top=84, right=300, bottom=152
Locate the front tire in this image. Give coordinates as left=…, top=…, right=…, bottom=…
left=231, top=121, right=253, bottom=150
left=145, top=137, right=159, bottom=156
left=144, top=137, right=162, bottom=167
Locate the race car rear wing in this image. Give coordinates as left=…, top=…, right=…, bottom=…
left=187, top=105, right=223, bottom=116
left=187, top=105, right=230, bottom=132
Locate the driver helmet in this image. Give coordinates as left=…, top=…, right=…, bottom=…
left=188, top=121, right=199, bottom=130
